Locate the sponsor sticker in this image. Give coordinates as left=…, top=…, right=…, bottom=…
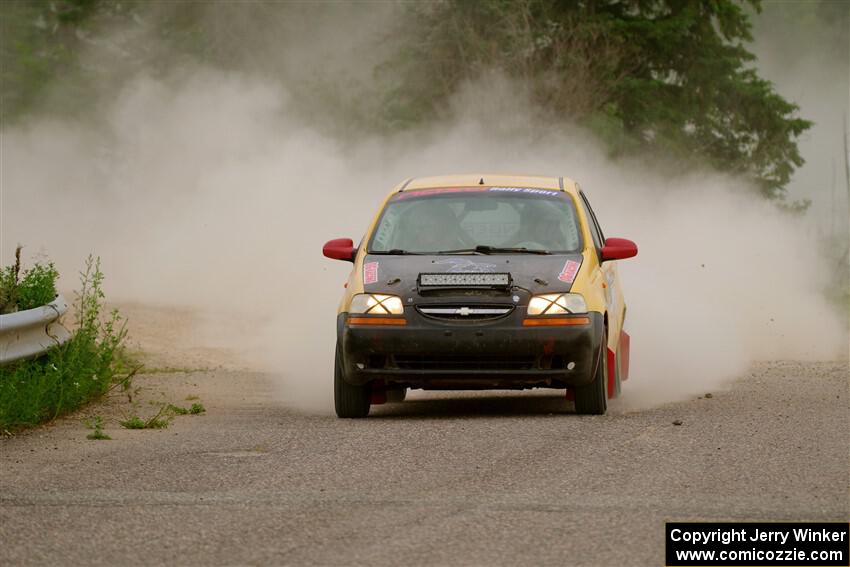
left=392, top=186, right=564, bottom=201
left=605, top=270, right=616, bottom=310
left=392, top=187, right=490, bottom=200
left=488, top=187, right=560, bottom=196
left=558, top=260, right=581, bottom=283
left=363, top=261, right=379, bottom=284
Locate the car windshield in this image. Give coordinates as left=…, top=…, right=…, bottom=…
left=368, top=187, right=583, bottom=254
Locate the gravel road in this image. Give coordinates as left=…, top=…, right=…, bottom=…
left=1, top=310, right=847, bottom=566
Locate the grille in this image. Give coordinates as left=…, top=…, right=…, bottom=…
left=417, top=305, right=513, bottom=321
left=392, top=354, right=536, bottom=371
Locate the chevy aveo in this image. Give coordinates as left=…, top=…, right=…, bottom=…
left=323, top=174, right=637, bottom=418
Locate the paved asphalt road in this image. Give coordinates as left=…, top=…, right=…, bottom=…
left=1, top=360, right=847, bottom=566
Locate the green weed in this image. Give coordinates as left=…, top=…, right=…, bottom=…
left=84, top=415, right=110, bottom=440
left=119, top=414, right=169, bottom=429
left=165, top=402, right=205, bottom=416
left=17, top=262, right=60, bottom=311
left=83, top=415, right=104, bottom=429
left=144, top=416, right=171, bottom=429
left=0, top=246, right=59, bottom=313
left=120, top=403, right=173, bottom=429
left=0, top=255, right=132, bottom=431
left=167, top=404, right=189, bottom=415
left=87, top=429, right=111, bottom=440
left=119, top=416, right=146, bottom=429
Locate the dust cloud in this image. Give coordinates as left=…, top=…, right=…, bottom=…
left=2, top=8, right=847, bottom=414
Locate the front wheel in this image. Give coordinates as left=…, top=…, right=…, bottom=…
left=334, top=345, right=370, bottom=418
left=574, top=329, right=608, bottom=415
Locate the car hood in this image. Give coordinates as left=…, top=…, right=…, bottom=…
left=361, top=253, right=583, bottom=300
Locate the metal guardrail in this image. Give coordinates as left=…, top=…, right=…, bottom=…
left=0, top=295, right=71, bottom=365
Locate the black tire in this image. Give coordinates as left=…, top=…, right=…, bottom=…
left=334, top=345, right=370, bottom=418
left=574, top=329, right=608, bottom=415
left=386, top=388, right=407, bottom=403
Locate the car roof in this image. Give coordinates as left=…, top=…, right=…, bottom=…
left=394, top=174, right=579, bottom=195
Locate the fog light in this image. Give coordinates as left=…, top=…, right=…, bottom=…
left=348, top=316, right=407, bottom=326
left=567, top=362, right=576, bottom=370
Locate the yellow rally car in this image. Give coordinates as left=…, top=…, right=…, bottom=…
left=323, top=174, right=637, bottom=417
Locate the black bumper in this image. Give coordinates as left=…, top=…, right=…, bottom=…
left=337, top=310, right=604, bottom=389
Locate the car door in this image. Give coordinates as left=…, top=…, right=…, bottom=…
left=577, top=190, right=624, bottom=347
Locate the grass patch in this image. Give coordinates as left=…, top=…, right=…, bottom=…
left=167, top=401, right=205, bottom=416
left=86, top=429, right=111, bottom=440
left=120, top=413, right=169, bottom=430
left=0, top=255, right=135, bottom=432
left=121, top=400, right=206, bottom=429
left=167, top=404, right=189, bottom=415
left=119, top=416, right=146, bottom=429
left=84, top=415, right=111, bottom=440
left=120, top=402, right=172, bottom=429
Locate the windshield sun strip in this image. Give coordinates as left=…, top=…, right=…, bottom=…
left=366, top=189, right=583, bottom=255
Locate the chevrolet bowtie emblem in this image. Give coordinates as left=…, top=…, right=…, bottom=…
left=457, top=307, right=472, bottom=316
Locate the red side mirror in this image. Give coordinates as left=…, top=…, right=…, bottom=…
left=601, top=237, right=638, bottom=261
left=323, top=238, right=356, bottom=262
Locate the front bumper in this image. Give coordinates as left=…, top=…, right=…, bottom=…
left=338, top=309, right=604, bottom=389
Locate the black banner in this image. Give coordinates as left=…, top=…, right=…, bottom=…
left=666, top=522, right=849, bottom=566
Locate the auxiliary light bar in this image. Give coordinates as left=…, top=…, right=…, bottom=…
left=418, top=273, right=511, bottom=287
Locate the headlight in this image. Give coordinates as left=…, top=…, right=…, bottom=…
left=527, top=293, right=587, bottom=315
left=349, top=294, right=404, bottom=315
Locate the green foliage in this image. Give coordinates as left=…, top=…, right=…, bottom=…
left=167, top=403, right=189, bottom=415
left=0, top=0, right=823, bottom=199
left=83, top=414, right=104, bottom=429
left=0, top=246, right=59, bottom=313
left=384, top=0, right=812, bottom=200
left=120, top=400, right=204, bottom=429
left=0, top=251, right=21, bottom=314
left=1, top=1, right=93, bottom=121
left=163, top=401, right=205, bottom=416
left=120, top=404, right=171, bottom=429
left=16, top=262, right=60, bottom=311
left=86, top=428, right=111, bottom=440
left=84, top=415, right=110, bottom=439
left=119, top=415, right=146, bottom=429
left=0, top=256, right=131, bottom=431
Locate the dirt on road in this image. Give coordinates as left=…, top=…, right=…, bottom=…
left=1, top=306, right=848, bottom=566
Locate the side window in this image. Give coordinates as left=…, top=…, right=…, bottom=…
left=586, top=195, right=606, bottom=243
left=578, top=191, right=605, bottom=254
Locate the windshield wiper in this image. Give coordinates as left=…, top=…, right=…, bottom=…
left=369, top=249, right=424, bottom=255
left=437, top=245, right=551, bottom=255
